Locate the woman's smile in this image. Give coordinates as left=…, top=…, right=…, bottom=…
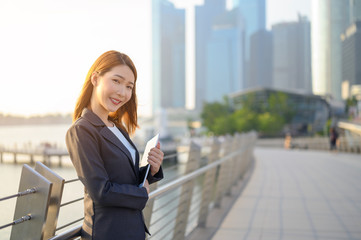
left=110, top=97, right=121, bottom=105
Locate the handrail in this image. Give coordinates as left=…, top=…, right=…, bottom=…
left=49, top=225, right=82, bottom=240
left=4, top=132, right=257, bottom=240
left=149, top=150, right=240, bottom=199
left=338, top=121, right=361, bottom=135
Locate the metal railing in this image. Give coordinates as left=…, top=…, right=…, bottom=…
left=0, top=132, right=257, bottom=240
left=0, top=162, right=65, bottom=239
left=0, top=188, right=36, bottom=231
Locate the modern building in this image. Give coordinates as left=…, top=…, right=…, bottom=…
left=350, top=0, right=361, bottom=23
left=230, top=88, right=331, bottom=136
left=231, top=0, right=266, bottom=88
left=195, top=0, right=249, bottom=108
left=342, top=21, right=361, bottom=99
left=152, top=0, right=186, bottom=112
left=311, top=0, right=361, bottom=100
left=195, top=0, right=227, bottom=109
left=204, top=8, right=244, bottom=103
left=342, top=20, right=361, bottom=86
left=248, top=29, right=273, bottom=88
left=272, top=15, right=312, bottom=93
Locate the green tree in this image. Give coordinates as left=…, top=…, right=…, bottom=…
left=267, top=92, right=295, bottom=123
left=200, top=97, right=231, bottom=134
left=201, top=92, right=295, bottom=136
left=257, top=112, right=284, bottom=136
left=232, top=108, right=258, bottom=132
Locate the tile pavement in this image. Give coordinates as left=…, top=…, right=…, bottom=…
left=211, top=148, right=361, bottom=240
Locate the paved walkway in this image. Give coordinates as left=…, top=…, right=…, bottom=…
left=212, top=148, right=361, bottom=240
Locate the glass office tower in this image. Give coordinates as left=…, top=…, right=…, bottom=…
left=205, top=9, right=243, bottom=103
left=152, top=0, right=186, bottom=112
left=342, top=21, right=361, bottom=87
left=311, top=0, right=352, bottom=100
left=195, top=0, right=227, bottom=109
left=232, top=0, right=266, bottom=88
left=272, top=16, right=312, bottom=93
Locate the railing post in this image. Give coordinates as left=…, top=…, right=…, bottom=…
left=198, top=137, right=221, bottom=227
left=241, top=133, right=250, bottom=177
left=226, top=134, right=242, bottom=194
left=34, top=162, right=65, bottom=239
left=173, top=141, right=201, bottom=240
left=214, top=136, right=232, bottom=208
left=230, top=133, right=243, bottom=184
left=10, top=164, right=52, bottom=240
left=144, top=182, right=158, bottom=240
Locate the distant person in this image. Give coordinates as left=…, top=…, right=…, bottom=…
left=329, top=127, right=339, bottom=151
left=284, top=133, right=293, bottom=149
left=66, top=50, right=164, bottom=240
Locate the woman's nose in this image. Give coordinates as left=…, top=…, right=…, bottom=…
left=116, top=85, right=126, bottom=96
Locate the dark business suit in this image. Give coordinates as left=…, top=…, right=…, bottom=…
left=66, top=108, right=163, bottom=240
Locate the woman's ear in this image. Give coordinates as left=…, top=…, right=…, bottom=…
left=91, top=72, right=98, bottom=86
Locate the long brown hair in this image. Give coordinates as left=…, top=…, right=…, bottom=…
left=73, top=50, right=138, bottom=135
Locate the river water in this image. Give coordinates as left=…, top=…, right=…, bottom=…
left=0, top=124, right=71, bottom=239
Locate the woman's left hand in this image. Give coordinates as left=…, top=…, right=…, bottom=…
left=148, top=142, right=164, bottom=176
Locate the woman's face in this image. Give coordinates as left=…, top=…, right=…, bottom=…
left=91, top=65, right=135, bottom=117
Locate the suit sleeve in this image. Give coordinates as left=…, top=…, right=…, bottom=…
left=66, top=124, right=148, bottom=211
left=139, top=165, right=164, bottom=185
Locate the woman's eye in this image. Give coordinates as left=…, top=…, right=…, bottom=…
left=127, top=86, right=133, bottom=90
left=112, top=79, right=119, bottom=84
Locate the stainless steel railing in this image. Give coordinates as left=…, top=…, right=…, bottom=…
left=1, top=132, right=257, bottom=240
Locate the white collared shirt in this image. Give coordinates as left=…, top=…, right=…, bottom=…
left=108, top=125, right=136, bottom=165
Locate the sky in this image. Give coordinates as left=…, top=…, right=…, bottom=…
left=0, top=0, right=310, bottom=117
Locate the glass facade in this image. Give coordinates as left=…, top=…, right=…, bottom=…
left=195, top=0, right=227, bottom=109
left=232, top=0, right=266, bottom=59
left=312, top=0, right=351, bottom=100
left=152, top=0, right=185, bottom=112
left=342, top=21, right=361, bottom=86
left=232, top=0, right=266, bottom=88
left=195, top=0, right=247, bottom=108
left=272, top=16, right=312, bottom=93
left=206, top=26, right=243, bottom=103
left=230, top=88, right=330, bottom=136
left=350, top=0, right=361, bottom=23
left=249, top=29, right=273, bottom=88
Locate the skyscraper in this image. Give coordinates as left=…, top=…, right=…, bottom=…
left=350, top=0, right=361, bottom=23
left=152, top=0, right=185, bottom=112
left=272, top=16, right=312, bottom=93
left=232, top=0, right=266, bottom=88
left=342, top=21, right=361, bottom=88
left=204, top=9, right=244, bottom=103
left=311, top=0, right=360, bottom=100
left=249, top=29, right=273, bottom=88
left=195, top=0, right=227, bottom=109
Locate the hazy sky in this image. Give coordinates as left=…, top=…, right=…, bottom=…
left=0, top=0, right=310, bottom=117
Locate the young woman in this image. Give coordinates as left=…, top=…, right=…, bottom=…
left=66, top=50, right=164, bottom=240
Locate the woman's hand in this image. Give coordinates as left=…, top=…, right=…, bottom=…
left=148, top=142, right=164, bottom=176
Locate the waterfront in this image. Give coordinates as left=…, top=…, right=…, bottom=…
left=0, top=124, right=71, bottom=150
left=0, top=163, right=81, bottom=239
left=0, top=124, right=192, bottom=239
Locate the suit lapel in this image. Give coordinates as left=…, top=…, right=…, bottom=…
left=81, top=108, right=138, bottom=177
